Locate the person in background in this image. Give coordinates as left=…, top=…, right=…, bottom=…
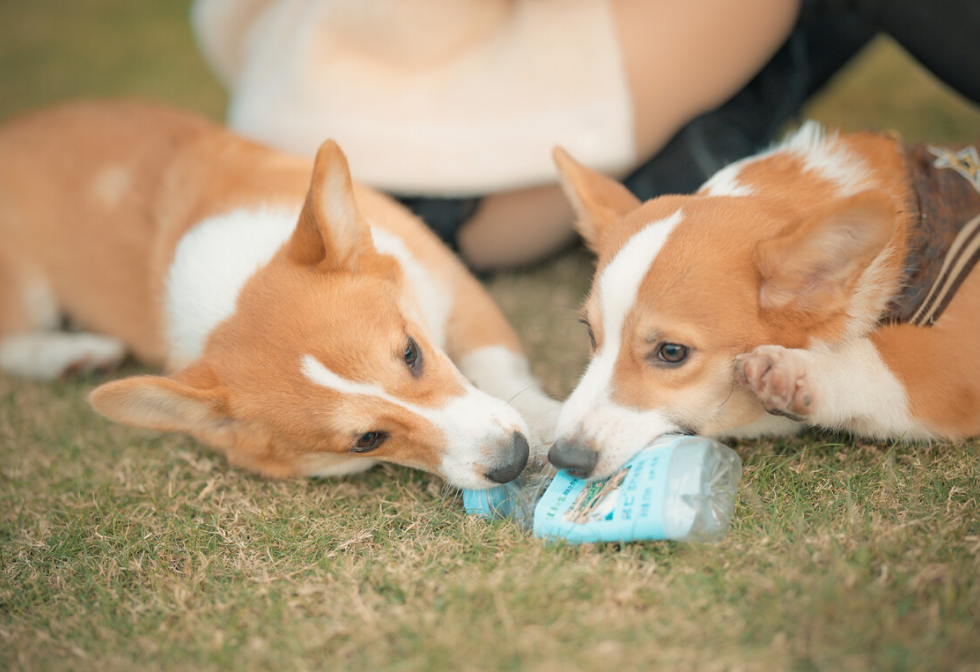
left=192, top=0, right=979, bottom=270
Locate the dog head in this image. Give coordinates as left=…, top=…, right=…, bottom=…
left=550, top=131, right=899, bottom=479
left=90, top=141, right=529, bottom=488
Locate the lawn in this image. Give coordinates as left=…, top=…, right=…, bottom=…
left=2, top=2, right=980, bottom=670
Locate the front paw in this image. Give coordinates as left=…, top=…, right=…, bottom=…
left=735, top=346, right=816, bottom=421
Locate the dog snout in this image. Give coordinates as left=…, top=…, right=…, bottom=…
left=484, top=432, right=530, bottom=484
left=548, top=439, right=598, bottom=477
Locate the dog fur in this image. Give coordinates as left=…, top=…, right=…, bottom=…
left=0, top=100, right=559, bottom=488
left=550, top=123, right=980, bottom=479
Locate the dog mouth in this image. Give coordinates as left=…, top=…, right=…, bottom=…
left=436, top=430, right=532, bottom=489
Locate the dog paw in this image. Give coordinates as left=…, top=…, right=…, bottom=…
left=1, top=332, right=126, bottom=380
left=58, top=334, right=126, bottom=379
left=735, top=346, right=817, bottom=421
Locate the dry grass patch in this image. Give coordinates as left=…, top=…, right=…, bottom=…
left=3, top=352, right=979, bottom=671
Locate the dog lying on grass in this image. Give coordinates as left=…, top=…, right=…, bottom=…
left=0, top=100, right=559, bottom=488
left=549, top=123, right=980, bottom=479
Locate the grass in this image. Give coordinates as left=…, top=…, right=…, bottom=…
left=2, top=2, right=980, bottom=670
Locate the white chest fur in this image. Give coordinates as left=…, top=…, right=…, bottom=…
left=164, top=209, right=452, bottom=366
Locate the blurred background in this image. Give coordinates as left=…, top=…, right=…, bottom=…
left=1, top=0, right=978, bottom=397
left=2, top=0, right=978, bottom=138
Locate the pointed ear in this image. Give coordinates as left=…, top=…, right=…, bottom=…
left=287, top=140, right=374, bottom=270
left=89, top=362, right=232, bottom=438
left=756, top=190, right=895, bottom=315
left=553, top=146, right=640, bottom=250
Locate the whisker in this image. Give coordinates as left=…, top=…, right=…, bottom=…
left=703, top=375, right=739, bottom=437
left=717, top=375, right=737, bottom=409
left=506, top=384, right=541, bottom=406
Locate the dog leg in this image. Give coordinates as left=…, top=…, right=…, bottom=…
left=457, top=346, right=561, bottom=464
left=735, top=345, right=814, bottom=421
left=0, top=331, right=126, bottom=380
left=0, top=260, right=122, bottom=380
left=734, top=339, right=932, bottom=439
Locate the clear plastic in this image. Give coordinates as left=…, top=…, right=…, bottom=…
left=461, top=434, right=742, bottom=543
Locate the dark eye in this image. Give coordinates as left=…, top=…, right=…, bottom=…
left=579, top=319, right=597, bottom=352
left=656, top=343, right=689, bottom=365
left=404, top=337, right=423, bottom=376
left=353, top=431, right=388, bottom=453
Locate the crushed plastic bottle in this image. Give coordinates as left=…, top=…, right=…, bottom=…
left=461, top=434, right=742, bottom=543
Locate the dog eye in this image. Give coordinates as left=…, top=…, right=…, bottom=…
left=579, top=319, right=597, bottom=352
left=404, top=337, right=423, bottom=375
left=656, top=343, right=689, bottom=365
left=353, top=431, right=388, bottom=453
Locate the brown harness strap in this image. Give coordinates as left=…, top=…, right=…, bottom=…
left=881, top=143, right=980, bottom=326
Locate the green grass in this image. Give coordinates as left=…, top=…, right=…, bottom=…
left=2, top=2, right=980, bottom=670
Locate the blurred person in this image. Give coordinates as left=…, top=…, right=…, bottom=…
left=193, top=0, right=980, bottom=270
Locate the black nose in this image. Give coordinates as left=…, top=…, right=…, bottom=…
left=548, top=439, right=598, bottom=476
left=485, top=432, right=530, bottom=484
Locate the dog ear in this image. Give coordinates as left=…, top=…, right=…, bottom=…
left=89, top=362, right=238, bottom=449
left=288, top=140, right=375, bottom=270
left=756, top=190, right=895, bottom=316
left=553, top=147, right=640, bottom=251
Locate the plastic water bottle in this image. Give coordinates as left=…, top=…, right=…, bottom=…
left=461, top=434, right=742, bottom=543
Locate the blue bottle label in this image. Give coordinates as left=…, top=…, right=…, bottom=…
left=462, top=482, right=519, bottom=518
left=532, top=442, right=676, bottom=543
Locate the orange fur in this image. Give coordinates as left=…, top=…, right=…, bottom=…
left=0, top=100, right=542, bottom=484
left=556, top=129, right=980, bottom=448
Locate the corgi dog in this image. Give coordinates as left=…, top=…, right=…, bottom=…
left=549, top=123, right=980, bottom=479
left=0, top=100, right=559, bottom=488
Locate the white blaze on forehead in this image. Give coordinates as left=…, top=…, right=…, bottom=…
left=301, top=355, right=529, bottom=486
left=597, top=208, right=684, bottom=352
left=556, top=209, right=684, bottom=476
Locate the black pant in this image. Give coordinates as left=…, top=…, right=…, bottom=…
left=399, top=0, right=980, bottom=246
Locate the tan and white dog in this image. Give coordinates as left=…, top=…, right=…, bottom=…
left=550, top=123, right=980, bottom=479
left=0, top=100, right=559, bottom=488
